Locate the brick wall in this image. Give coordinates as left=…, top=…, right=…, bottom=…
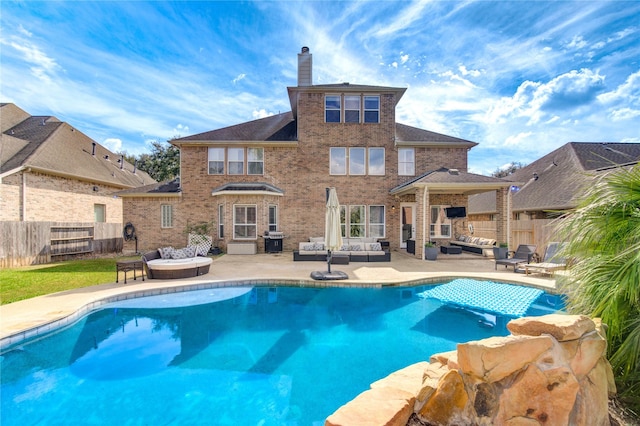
left=1, top=171, right=123, bottom=222
left=126, top=89, right=472, bottom=254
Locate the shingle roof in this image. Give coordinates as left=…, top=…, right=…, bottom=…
left=468, top=142, right=640, bottom=214
left=395, top=123, right=478, bottom=147
left=117, top=178, right=181, bottom=196
left=390, top=167, right=511, bottom=195
left=0, top=103, right=155, bottom=188
left=172, top=110, right=476, bottom=149
left=173, top=112, right=297, bottom=143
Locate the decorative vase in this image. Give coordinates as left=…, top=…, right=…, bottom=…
left=425, top=246, right=438, bottom=261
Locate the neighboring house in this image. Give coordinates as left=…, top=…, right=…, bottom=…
left=119, top=47, right=511, bottom=258
left=469, top=142, right=640, bottom=221
left=468, top=141, right=640, bottom=252
left=1, top=103, right=155, bottom=223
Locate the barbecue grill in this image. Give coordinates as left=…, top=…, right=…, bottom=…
left=263, top=231, right=285, bottom=253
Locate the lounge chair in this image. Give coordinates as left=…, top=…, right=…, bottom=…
left=494, top=244, right=536, bottom=272
left=525, top=242, right=567, bottom=275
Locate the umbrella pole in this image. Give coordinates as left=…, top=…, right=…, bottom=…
left=327, top=250, right=332, bottom=273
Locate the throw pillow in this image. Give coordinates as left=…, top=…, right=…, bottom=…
left=159, top=246, right=175, bottom=259
left=368, top=243, right=382, bottom=251
left=303, top=244, right=315, bottom=251
left=313, top=242, right=325, bottom=250
left=349, top=244, right=362, bottom=251
left=340, top=244, right=350, bottom=251
left=183, top=246, right=197, bottom=258
left=171, top=248, right=189, bottom=259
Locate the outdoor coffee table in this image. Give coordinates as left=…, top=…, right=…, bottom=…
left=116, top=260, right=144, bottom=284
left=440, top=245, right=462, bottom=255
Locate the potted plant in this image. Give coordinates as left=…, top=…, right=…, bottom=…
left=185, top=221, right=215, bottom=256
left=424, top=242, right=438, bottom=261
left=493, top=243, right=509, bottom=260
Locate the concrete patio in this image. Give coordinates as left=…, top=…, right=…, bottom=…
left=0, top=250, right=559, bottom=349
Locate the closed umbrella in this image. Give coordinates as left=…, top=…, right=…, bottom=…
left=311, top=187, right=348, bottom=280
left=325, top=187, right=343, bottom=272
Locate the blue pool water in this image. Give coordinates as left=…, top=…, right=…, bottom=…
left=1, top=284, right=564, bottom=425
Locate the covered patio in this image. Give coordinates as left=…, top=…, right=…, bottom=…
left=389, top=168, right=516, bottom=260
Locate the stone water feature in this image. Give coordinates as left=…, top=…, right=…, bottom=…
left=326, top=314, right=615, bottom=426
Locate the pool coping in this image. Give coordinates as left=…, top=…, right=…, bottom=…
left=0, top=253, right=560, bottom=352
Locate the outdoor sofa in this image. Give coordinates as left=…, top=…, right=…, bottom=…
left=449, top=235, right=496, bottom=256
left=142, top=247, right=213, bottom=279
left=293, top=237, right=390, bottom=262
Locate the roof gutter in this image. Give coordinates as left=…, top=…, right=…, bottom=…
left=16, top=166, right=143, bottom=189
left=172, top=140, right=298, bottom=148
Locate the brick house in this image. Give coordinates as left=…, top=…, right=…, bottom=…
left=1, top=103, right=155, bottom=223
left=119, top=48, right=511, bottom=258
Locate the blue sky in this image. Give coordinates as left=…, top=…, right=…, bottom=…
left=2, top=1, right=639, bottom=175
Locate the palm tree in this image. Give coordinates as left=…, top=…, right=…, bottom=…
left=555, top=164, right=640, bottom=413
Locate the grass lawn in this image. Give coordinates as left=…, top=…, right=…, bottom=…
left=0, top=257, right=139, bottom=305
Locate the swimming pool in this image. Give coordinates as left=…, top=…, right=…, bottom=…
left=0, top=283, right=564, bottom=425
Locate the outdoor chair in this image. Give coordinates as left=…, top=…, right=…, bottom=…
left=494, top=244, right=536, bottom=272
left=525, top=242, right=567, bottom=275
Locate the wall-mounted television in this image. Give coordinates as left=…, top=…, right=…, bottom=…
left=445, top=206, right=467, bottom=219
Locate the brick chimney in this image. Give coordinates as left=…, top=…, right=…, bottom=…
left=297, top=46, right=312, bottom=87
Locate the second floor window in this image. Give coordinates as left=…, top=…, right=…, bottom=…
left=344, top=95, right=360, bottom=123
left=331, top=147, right=385, bottom=175
left=398, top=148, right=415, bottom=176
left=325, top=95, right=341, bottom=123
left=364, top=96, right=380, bottom=123
left=248, top=148, right=264, bottom=175
left=208, top=148, right=225, bottom=174
left=209, top=147, right=264, bottom=176
left=228, top=148, right=244, bottom=175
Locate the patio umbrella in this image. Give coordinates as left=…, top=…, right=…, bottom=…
left=311, top=187, right=348, bottom=280
left=325, top=187, right=343, bottom=273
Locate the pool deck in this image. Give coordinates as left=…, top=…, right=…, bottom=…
left=0, top=251, right=559, bottom=349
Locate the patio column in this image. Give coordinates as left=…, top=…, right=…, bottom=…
left=496, top=186, right=511, bottom=247
left=415, top=186, right=429, bottom=260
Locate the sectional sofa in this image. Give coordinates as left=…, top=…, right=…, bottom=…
left=449, top=235, right=496, bottom=256
left=293, top=237, right=390, bottom=262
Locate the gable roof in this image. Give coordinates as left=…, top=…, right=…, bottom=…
left=0, top=103, right=155, bottom=189
left=172, top=112, right=297, bottom=145
left=390, top=167, right=512, bottom=196
left=468, top=142, right=640, bottom=214
left=117, top=178, right=182, bottom=197
left=172, top=111, right=477, bottom=149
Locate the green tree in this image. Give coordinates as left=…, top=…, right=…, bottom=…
left=556, top=165, right=640, bottom=412
left=135, top=140, right=180, bottom=182
left=491, top=161, right=525, bottom=178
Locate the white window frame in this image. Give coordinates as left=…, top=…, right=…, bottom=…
left=325, top=95, right=341, bottom=123
left=161, top=204, right=173, bottom=228
left=368, top=205, right=386, bottom=238
left=349, top=147, right=366, bottom=175
left=398, top=148, right=415, bottom=176
left=330, top=147, right=347, bottom=175
left=364, top=96, right=380, bottom=123
left=268, top=204, right=278, bottom=232
left=233, top=204, right=257, bottom=239
left=430, top=205, right=452, bottom=239
left=368, top=147, right=385, bottom=175
left=247, top=147, right=264, bottom=175
left=94, top=204, right=106, bottom=223
left=228, top=148, right=244, bottom=175
left=208, top=147, right=225, bottom=175
left=344, top=95, right=360, bottom=123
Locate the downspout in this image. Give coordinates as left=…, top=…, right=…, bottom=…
left=422, top=185, right=428, bottom=260
left=22, top=168, right=30, bottom=221
left=507, top=187, right=512, bottom=248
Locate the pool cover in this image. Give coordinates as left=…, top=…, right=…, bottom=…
left=417, top=278, right=544, bottom=317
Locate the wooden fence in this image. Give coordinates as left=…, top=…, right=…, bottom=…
left=469, top=219, right=559, bottom=256
left=0, top=221, right=123, bottom=268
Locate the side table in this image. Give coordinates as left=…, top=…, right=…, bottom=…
left=116, top=260, right=145, bottom=284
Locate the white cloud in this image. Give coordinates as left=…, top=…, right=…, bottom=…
left=400, top=54, right=409, bottom=64
left=102, top=138, right=122, bottom=152
left=566, top=35, right=588, bottom=50
left=252, top=109, right=274, bottom=119
left=504, top=132, right=533, bottom=146
left=232, top=73, right=246, bottom=84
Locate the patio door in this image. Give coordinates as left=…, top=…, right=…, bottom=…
left=400, top=203, right=416, bottom=249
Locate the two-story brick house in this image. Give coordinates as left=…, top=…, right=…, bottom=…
left=120, top=47, right=511, bottom=259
